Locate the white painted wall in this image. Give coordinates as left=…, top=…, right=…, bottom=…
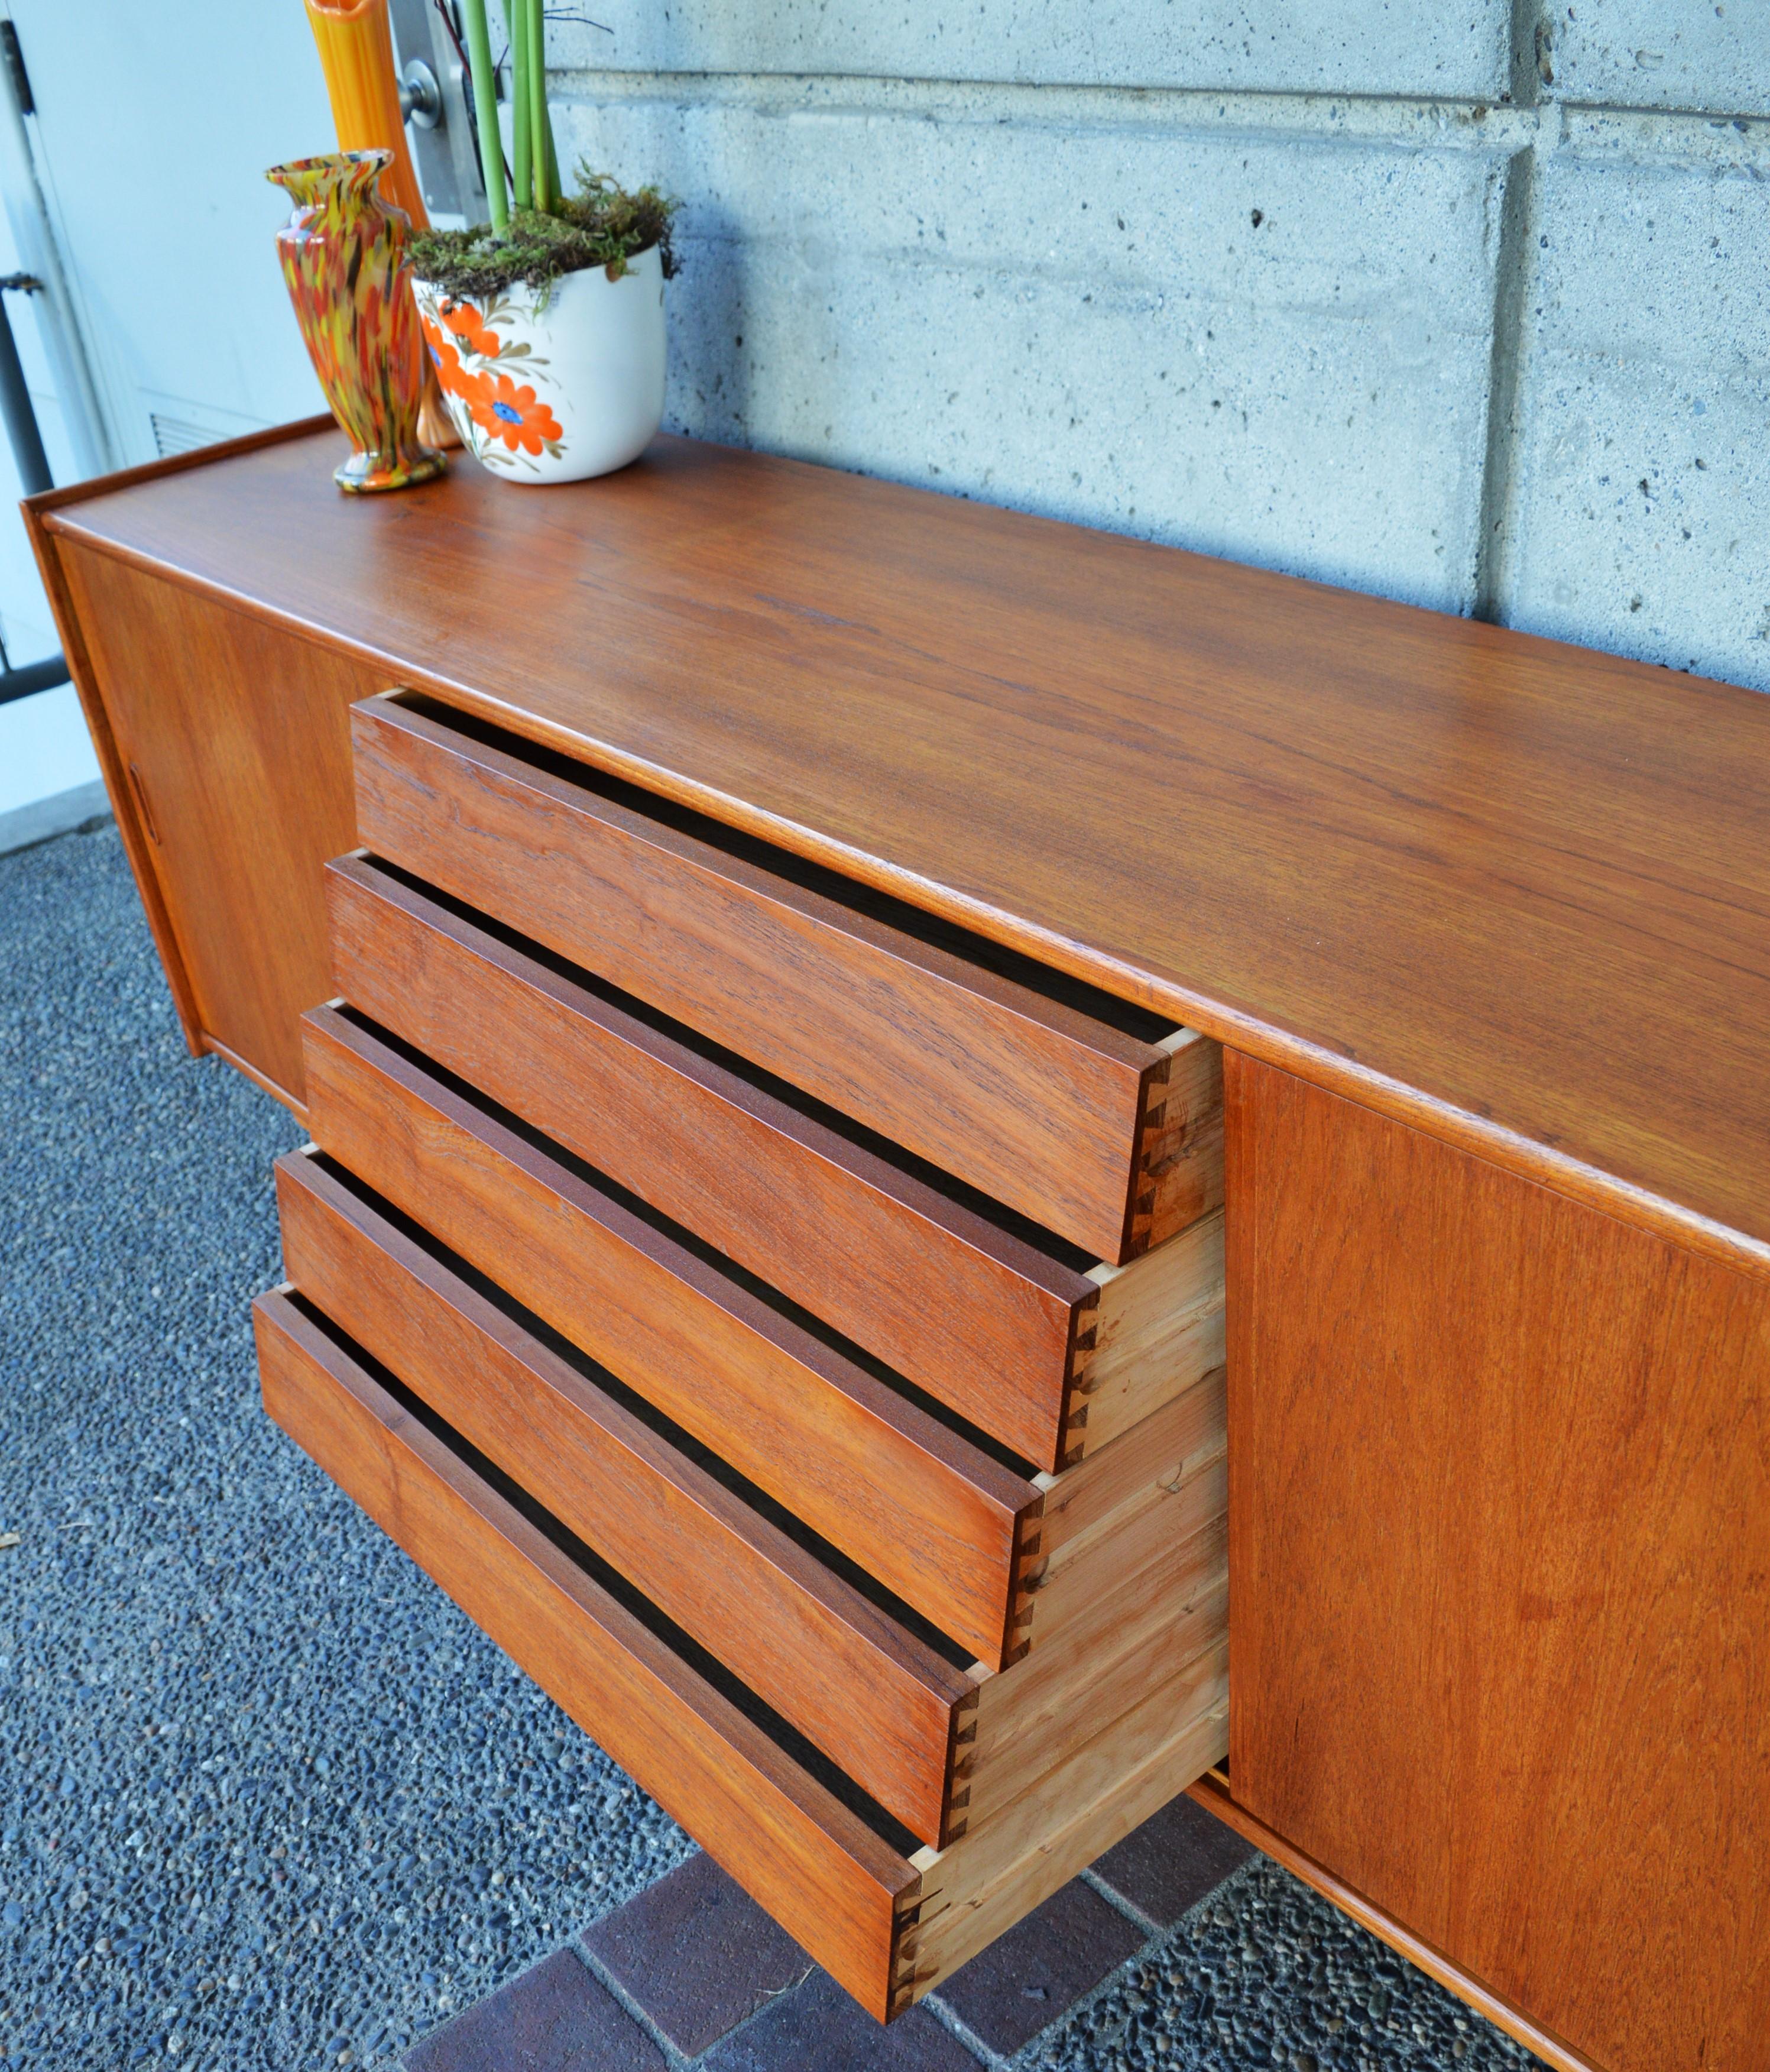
left=0, top=0, right=331, bottom=828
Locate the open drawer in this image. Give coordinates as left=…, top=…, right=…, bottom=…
left=297, top=1002, right=1042, bottom=1668
left=349, top=693, right=1223, bottom=1264
left=274, top=1144, right=977, bottom=1849
left=323, top=853, right=1227, bottom=1472
left=256, top=1288, right=1228, bottom=2020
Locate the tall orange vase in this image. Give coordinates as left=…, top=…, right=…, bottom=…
left=268, top=151, right=445, bottom=493
left=303, top=0, right=427, bottom=226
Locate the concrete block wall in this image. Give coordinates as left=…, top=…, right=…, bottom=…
left=544, top=0, right=1770, bottom=692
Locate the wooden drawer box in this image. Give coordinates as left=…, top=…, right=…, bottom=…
left=255, top=1278, right=1227, bottom=2021
left=351, top=694, right=1223, bottom=1265
left=255, top=1288, right=923, bottom=2018
left=324, top=853, right=1226, bottom=1472
left=275, top=1146, right=1227, bottom=1847
left=274, top=1145, right=977, bottom=1848
left=299, top=1002, right=1041, bottom=1667
left=266, top=687, right=1233, bottom=2022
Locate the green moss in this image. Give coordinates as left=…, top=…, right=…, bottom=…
left=409, top=170, right=678, bottom=303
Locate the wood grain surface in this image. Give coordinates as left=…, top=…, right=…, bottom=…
left=325, top=853, right=1094, bottom=1465
left=274, top=1147, right=973, bottom=1845
left=48, top=535, right=385, bottom=1107
left=351, top=695, right=1172, bottom=1261
left=1077, top=1209, right=1226, bottom=1458
left=905, top=1644, right=1228, bottom=2000
left=1227, top=1052, right=1770, bottom=2072
left=254, top=1287, right=918, bottom=2019
left=300, top=1004, right=1041, bottom=1665
left=44, top=427, right=1770, bottom=1270
left=966, top=1366, right=1228, bottom=1832
left=966, top=1535, right=1225, bottom=1842
left=25, top=530, right=203, bottom=1059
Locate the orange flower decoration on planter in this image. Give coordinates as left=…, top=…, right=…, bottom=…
left=433, top=300, right=501, bottom=358
left=469, top=372, right=563, bottom=454
left=420, top=316, right=488, bottom=402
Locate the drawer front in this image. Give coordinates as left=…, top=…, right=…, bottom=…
left=275, top=1148, right=974, bottom=1845
left=351, top=695, right=1209, bottom=1263
left=326, top=854, right=1094, bottom=1469
left=300, top=1004, right=1040, bottom=1666
left=254, top=1290, right=920, bottom=2019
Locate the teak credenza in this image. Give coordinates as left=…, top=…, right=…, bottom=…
left=28, top=418, right=1769, bottom=2070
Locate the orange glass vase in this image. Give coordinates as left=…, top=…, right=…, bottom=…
left=268, top=150, right=445, bottom=494
left=303, top=0, right=427, bottom=227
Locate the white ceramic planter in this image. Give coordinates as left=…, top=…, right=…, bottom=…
left=413, top=245, right=665, bottom=484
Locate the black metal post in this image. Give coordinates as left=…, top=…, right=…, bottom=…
left=0, top=271, right=70, bottom=704
left=0, top=278, right=51, bottom=495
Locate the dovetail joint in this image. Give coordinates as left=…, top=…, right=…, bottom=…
left=1126, top=1057, right=1183, bottom=1254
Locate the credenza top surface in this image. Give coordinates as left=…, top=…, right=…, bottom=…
left=46, top=422, right=1770, bottom=1269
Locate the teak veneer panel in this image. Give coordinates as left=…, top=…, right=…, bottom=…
left=253, top=1289, right=919, bottom=2019
left=1227, top=1054, right=1770, bottom=2072
left=47, top=535, right=383, bottom=1107
left=351, top=695, right=1184, bottom=1262
left=42, top=427, right=1770, bottom=1269
left=274, top=1147, right=974, bottom=1846
left=324, top=854, right=1096, bottom=1466
left=21, top=416, right=339, bottom=1088
left=299, top=1003, right=1040, bottom=1665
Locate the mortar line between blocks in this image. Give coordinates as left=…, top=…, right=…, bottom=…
left=1471, top=137, right=1541, bottom=627
left=641, top=1945, right=825, bottom=2064
left=1078, top=1863, right=1170, bottom=1942
left=919, top=1987, right=1011, bottom=2069
left=931, top=1914, right=1178, bottom=2071
left=395, top=1928, right=621, bottom=2070
left=546, top=69, right=1770, bottom=164
left=572, top=1936, right=699, bottom=2069
left=552, top=69, right=1539, bottom=153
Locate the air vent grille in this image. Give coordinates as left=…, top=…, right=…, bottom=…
left=149, top=413, right=222, bottom=458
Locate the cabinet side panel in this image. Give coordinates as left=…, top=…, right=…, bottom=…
left=1228, top=1056, right=1770, bottom=2072
left=26, top=518, right=205, bottom=1053
left=59, top=545, right=382, bottom=1105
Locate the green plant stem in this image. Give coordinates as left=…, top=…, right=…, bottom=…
left=528, top=0, right=550, bottom=213
left=542, top=95, right=562, bottom=203
left=461, top=0, right=508, bottom=233
left=509, top=0, right=531, bottom=209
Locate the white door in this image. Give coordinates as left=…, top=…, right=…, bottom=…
left=0, top=0, right=335, bottom=831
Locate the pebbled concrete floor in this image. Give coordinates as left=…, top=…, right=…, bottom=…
left=0, top=824, right=1539, bottom=2072
left=1019, top=1859, right=1534, bottom=2072
left=0, top=824, right=691, bottom=2071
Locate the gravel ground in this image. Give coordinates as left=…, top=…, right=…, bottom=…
left=0, top=824, right=691, bottom=2072
left=0, top=823, right=1539, bottom=2072
left=1029, top=1859, right=1536, bottom=2072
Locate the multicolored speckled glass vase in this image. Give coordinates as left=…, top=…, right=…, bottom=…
left=267, top=150, right=444, bottom=494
